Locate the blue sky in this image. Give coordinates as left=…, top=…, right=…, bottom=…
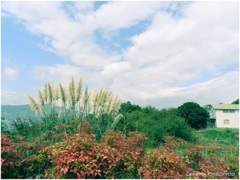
left=1, top=1, right=239, bottom=108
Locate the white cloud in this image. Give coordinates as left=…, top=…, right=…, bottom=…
left=125, top=1, right=238, bottom=71
left=32, top=64, right=107, bottom=93
left=101, top=61, right=131, bottom=76
left=122, top=1, right=238, bottom=99
left=1, top=1, right=162, bottom=69
left=92, top=1, right=162, bottom=31
left=2, top=1, right=239, bottom=107
left=2, top=1, right=108, bottom=68
left=33, top=64, right=85, bottom=86
left=73, top=1, right=94, bottom=12
left=110, top=71, right=239, bottom=108
left=100, top=61, right=131, bottom=87
left=107, top=1, right=239, bottom=108
left=175, top=71, right=239, bottom=105
left=4, top=67, right=19, bottom=80
left=1, top=91, right=28, bottom=105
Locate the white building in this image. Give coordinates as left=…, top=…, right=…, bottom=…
left=207, top=104, right=239, bottom=128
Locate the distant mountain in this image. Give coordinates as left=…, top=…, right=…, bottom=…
left=1, top=104, right=38, bottom=120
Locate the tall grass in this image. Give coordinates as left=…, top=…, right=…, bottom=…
left=28, top=77, right=122, bottom=140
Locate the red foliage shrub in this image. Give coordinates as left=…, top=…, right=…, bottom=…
left=101, top=131, right=148, bottom=177
left=224, top=155, right=239, bottom=179
left=79, top=120, right=93, bottom=133
left=198, top=156, right=239, bottom=179
left=138, top=148, right=194, bottom=179
left=127, top=131, right=148, bottom=149
left=42, top=132, right=136, bottom=178
left=101, top=131, right=125, bottom=146
left=2, top=135, right=52, bottom=179
left=164, top=136, right=181, bottom=148
left=1, top=134, right=24, bottom=178
left=43, top=131, right=148, bottom=179
left=187, top=145, right=203, bottom=156
left=2, top=128, right=238, bottom=179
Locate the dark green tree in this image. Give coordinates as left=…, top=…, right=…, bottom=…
left=178, top=102, right=209, bottom=129
left=119, top=101, right=141, bottom=113
left=231, top=99, right=239, bottom=104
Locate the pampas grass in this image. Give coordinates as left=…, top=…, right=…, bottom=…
left=43, top=84, right=48, bottom=102
left=106, top=96, right=113, bottom=114
left=38, top=90, right=44, bottom=106
left=82, top=86, right=89, bottom=105
left=53, top=86, right=59, bottom=101
left=111, top=114, right=123, bottom=129
left=28, top=77, right=122, bottom=136
left=47, top=83, right=53, bottom=106
left=91, top=88, right=122, bottom=119
left=28, top=96, right=39, bottom=115
left=38, top=103, right=46, bottom=116
left=59, top=84, right=67, bottom=108
left=68, top=77, right=76, bottom=110
left=112, top=96, right=121, bottom=117
left=28, top=79, right=122, bottom=118
left=76, top=78, right=83, bottom=102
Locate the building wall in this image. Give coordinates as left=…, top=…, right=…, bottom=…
left=215, top=110, right=239, bottom=128
left=208, top=107, right=216, bottom=119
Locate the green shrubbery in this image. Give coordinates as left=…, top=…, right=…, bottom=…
left=3, top=118, right=42, bottom=142
left=118, top=102, right=195, bottom=147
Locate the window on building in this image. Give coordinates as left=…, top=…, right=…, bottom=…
left=224, top=119, right=230, bottom=124
left=223, top=110, right=235, bottom=113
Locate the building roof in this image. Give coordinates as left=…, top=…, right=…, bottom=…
left=211, top=104, right=239, bottom=110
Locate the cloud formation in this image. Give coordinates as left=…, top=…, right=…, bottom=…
left=4, top=67, right=19, bottom=80
left=2, top=1, right=239, bottom=107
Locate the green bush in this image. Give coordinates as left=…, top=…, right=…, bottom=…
left=119, top=103, right=195, bottom=147
left=5, top=118, right=43, bottom=142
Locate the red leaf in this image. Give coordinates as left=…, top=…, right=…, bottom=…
left=63, top=167, right=68, bottom=175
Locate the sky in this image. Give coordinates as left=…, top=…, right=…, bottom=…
left=1, top=1, right=239, bottom=109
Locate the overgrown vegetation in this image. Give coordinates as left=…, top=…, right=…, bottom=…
left=118, top=101, right=195, bottom=147
left=1, top=78, right=239, bottom=179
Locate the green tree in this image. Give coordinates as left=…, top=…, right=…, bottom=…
left=119, top=101, right=141, bottom=113
left=178, top=102, right=209, bottom=129
left=231, top=99, right=239, bottom=104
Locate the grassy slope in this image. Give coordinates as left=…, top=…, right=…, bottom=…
left=193, top=128, right=239, bottom=159
left=160, top=128, right=239, bottom=162
left=195, top=128, right=239, bottom=147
